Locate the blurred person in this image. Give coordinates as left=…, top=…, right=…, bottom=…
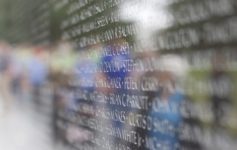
left=73, top=45, right=101, bottom=112
left=209, top=52, right=232, bottom=126
left=48, top=42, right=78, bottom=143
left=17, top=47, right=34, bottom=106
left=126, top=50, right=160, bottom=150
left=147, top=54, right=188, bottom=150
left=10, top=48, right=25, bottom=101
left=129, top=51, right=185, bottom=150
left=97, top=39, right=131, bottom=149
left=27, top=47, right=48, bottom=110
left=0, top=42, right=14, bottom=115
left=61, top=45, right=102, bottom=145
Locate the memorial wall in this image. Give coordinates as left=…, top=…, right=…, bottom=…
left=10, top=0, right=237, bottom=150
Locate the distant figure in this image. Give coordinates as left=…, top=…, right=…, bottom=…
left=0, top=42, right=13, bottom=115
left=147, top=55, right=188, bottom=150
left=11, top=53, right=24, bottom=101
left=97, top=40, right=131, bottom=149
left=209, top=53, right=232, bottom=126
left=28, top=48, right=48, bottom=109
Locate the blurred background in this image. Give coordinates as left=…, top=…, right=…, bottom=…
left=0, top=0, right=237, bottom=150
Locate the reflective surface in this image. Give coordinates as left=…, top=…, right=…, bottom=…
left=1, top=0, right=237, bottom=150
